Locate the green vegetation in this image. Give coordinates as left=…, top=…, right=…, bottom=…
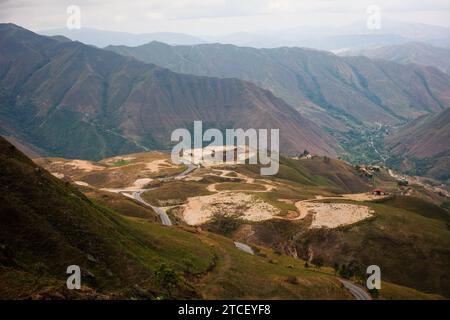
left=111, top=159, right=131, bottom=167
left=239, top=155, right=369, bottom=194
left=442, top=202, right=450, bottom=210
left=86, top=190, right=157, bottom=220
left=382, top=196, right=450, bottom=223
left=256, top=192, right=297, bottom=216
left=154, top=264, right=183, bottom=298
left=339, top=126, right=390, bottom=166
left=215, top=182, right=266, bottom=191
left=206, top=215, right=242, bottom=236
left=141, top=180, right=211, bottom=206
left=293, top=196, right=450, bottom=297
left=0, top=137, right=355, bottom=299
left=380, top=282, right=443, bottom=300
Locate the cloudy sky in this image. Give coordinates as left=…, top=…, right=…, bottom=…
left=1, top=0, right=450, bottom=35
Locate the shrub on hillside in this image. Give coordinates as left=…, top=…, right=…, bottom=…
left=206, top=214, right=241, bottom=236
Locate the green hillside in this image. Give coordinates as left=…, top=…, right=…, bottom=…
left=0, top=136, right=355, bottom=299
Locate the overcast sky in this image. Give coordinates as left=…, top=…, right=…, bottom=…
left=1, top=0, right=450, bottom=36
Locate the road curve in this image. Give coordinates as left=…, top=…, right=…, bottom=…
left=234, top=242, right=254, bottom=255
left=132, top=191, right=172, bottom=226
left=130, top=162, right=199, bottom=225
left=339, top=279, right=372, bottom=300
left=177, top=163, right=199, bottom=178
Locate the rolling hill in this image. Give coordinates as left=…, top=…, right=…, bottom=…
left=106, top=41, right=450, bottom=132
left=33, top=145, right=450, bottom=299
left=0, top=135, right=386, bottom=300
left=0, top=23, right=340, bottom=160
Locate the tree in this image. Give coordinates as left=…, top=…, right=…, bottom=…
left=312, top=257, right=324, bottom=269
left=339, top=264, right=349, bottom=279
left=208, top=214, right=241, bottom=236
left=182, top=258, right=195, bottom=274
left=368, top=288, right=380, bottom=299
left=154, top=263, right=182, bottom=298
left=338, top=261, right=364, bottom=280
left=333, top=263, right=340, bottom=275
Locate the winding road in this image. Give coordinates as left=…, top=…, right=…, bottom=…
left=130, top=162, right=199, bottom=226
left=132, top=191, right=172, bottom=226
left=339, top=279, right=372, bottom=300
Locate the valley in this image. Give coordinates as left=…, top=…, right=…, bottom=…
left=0, top=15, right=449, bottom=303
left=105, top=39, right=450, bottom=185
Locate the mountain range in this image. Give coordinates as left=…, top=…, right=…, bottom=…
left=1, top=21, right=450, bottom=301
left=206, top=20, right=450, bottom=50
left=40, top=20, right=450, bottom=51
left=39, top=28, right=206, bottom=47
left=2, top=23, right=450, bottom=180
left=0, top=23, right=339, bottom=160
left=106, top=41, right=450, bottom=133
left=341, top=42, right=450, bottom=75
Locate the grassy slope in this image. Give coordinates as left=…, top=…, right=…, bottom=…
left=241, top=156, right=371, bottom=194
left=204, top=157, right=450, bottom=297
left=0, top=136, right=357, bottom=299
left=84, top=189, right=158, bottom=220
left=142, top=180, right=212, bottom=206
left=293, top=196, right=450, bottom=297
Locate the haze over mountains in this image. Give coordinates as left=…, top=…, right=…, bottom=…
left=0, top=23, right=339, bottom=160
left=40, top=28, right=206, bottom=47
left=40, top=20, right=450, bottom=51
left=341, top=42, right=450, bottom=75
left=244, top=20, right=450, bottom=51
left=106, top=41, right=450, bottom=133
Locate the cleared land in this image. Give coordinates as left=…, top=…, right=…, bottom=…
left=183, top=192, right=280, bottom=225
left=296, top=202, right=374, bottom=228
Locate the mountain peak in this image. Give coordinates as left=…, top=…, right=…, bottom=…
left=0, top=24, right=341, bottom=160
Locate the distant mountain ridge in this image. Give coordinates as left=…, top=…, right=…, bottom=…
left=341, top=42, right=450, bottom=75
left=39, top=27, right=206, bottom=47
left=106, top=41, right=450, bottom=132
left=0, top=23, right=340, bottom=160
left=207, top=20, right=450, bottom=50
